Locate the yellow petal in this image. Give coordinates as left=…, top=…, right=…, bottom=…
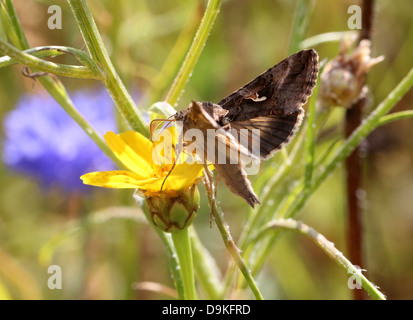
left=80, top=170, right=158, bottom=189
left=164, top=163, right=205, bottom=191
left=118, top=131, right=154, bottom=169
left=127, top=162, right=204, bottom=193
left=104, top=132, right=152, bottom=178
left=152, top=126, right=177, bottom=148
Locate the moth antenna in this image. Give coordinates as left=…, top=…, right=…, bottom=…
left=152, top=119, right=175, bottom=143
left=149, top=116, right=176, bottom=165
left=149, top=116, right=174, bottom=142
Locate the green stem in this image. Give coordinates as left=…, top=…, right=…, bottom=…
left=288, top=0, right=314, bottom=54
left=304, top=79, right=319, bottom=196
left=190, top=227, right=223, bottom=300
left=0, top=38, right=100, bottom=79
left=149, top=2, right=200, bottom=104
left=212, top=201, right=263, bottom=300
left=300, top=31, right=358, bottom=49
left=67, top=0, right=149, bottom=136
left=253, top=219, right=386, bottom=300
left=203, top=172, right=263, bottom=300
left=0, top=47, right=64, bottom=68
left=0, top=0, right=22, bottom=47
left=171, top=229, right=196, bottom=300
left=166, top=0, right=223, bottom=107
left=376, top=110, right=413, bottom=127
left=0, top=45, right=100, bottom=73
left=2, top=0, right=28, bottom=47
left=139, top=205, right=185, bottom=300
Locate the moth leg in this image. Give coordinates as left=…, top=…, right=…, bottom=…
left=202, top=163, right=215, bottom=228
left=213, top=172, right=220, bottom=201
left=160, top=140, right=184, bottom=191
left=160, top=157, right=177, bottom=191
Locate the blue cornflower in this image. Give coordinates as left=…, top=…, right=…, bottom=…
left=2, top=87, right=118, bottom=192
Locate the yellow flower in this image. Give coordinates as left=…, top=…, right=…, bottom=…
left=81, top=127, right=205, bottom=232
left=80, top=128, right=205, bottom=195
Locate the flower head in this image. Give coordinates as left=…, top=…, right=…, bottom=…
left=318, top=39, right=384, bottom=109
left=2, top=88, right=117, bottom=192
left=81, top=127, right=205, bottom=232
left=81, top=127, right=204, bottom=194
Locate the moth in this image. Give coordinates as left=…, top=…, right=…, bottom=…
left=172, top=49, right=319, bottom=208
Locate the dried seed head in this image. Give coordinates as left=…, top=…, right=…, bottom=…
left=318, top=39, right=384, bottom=109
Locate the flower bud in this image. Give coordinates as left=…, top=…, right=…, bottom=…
left=143, top=185, right=200, bottom=232
left=318, top=39, right=384, bottom=109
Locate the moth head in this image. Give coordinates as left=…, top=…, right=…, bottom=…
left=171, top=102, right=198, bottom=135
left=176, top=101, right=203, bottom=124
left=174, top=109, right=186, bottom=122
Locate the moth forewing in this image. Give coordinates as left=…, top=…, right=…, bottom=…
left=237, top=128, right=262, bottom=175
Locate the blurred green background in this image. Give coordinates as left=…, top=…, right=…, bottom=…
left=0, top=0, right=412, bottom=299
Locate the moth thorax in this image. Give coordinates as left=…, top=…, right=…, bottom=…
left=200, top=101, right=228, bottom=123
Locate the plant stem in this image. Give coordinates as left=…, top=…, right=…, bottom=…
left=304, top=73, right=320, bottom=196
left=190, top=226, right=223, bottom=300
left=300, top=31, right=358, bottom=49
left=138, top=204, right=185, bottom=300
left=288, top=0, right=314, bottom=54
left=165, top=0, right=223, bottom=107
left=203, top=171, right=263, bottom=300
left=254, top=219, right=386, bottom=300
left=376, top=110, right=413, bottom=126
left=149, top=2, right=201, bottom=105
left=0, top=46, right=82, bottom=68
left=0, top=39, right=100, bottom=79
left=67, top=0, right=149, bottom=136
left=171, top=229, right=196, bottom=300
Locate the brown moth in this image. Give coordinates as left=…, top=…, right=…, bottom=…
left=174, top=49, right=319, bottom=208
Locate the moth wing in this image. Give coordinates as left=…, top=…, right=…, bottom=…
left=218, top=49, right=318, bottom=118
left=218, top=49, right=318, bottom=159
left=230, top=107, right=304, bottom=159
